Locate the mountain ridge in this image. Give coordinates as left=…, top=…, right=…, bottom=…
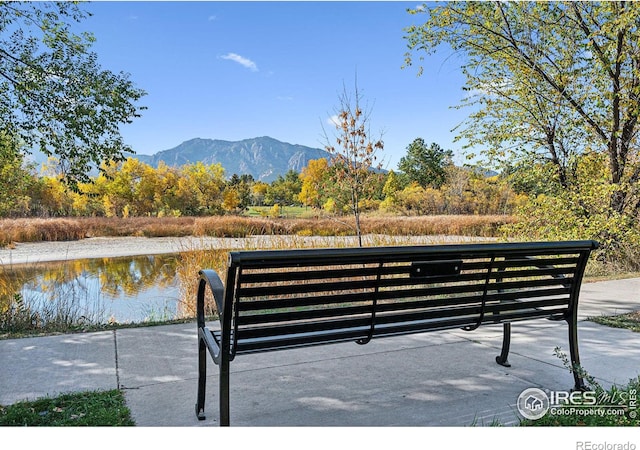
left=135, top=136, right=329, bottom=182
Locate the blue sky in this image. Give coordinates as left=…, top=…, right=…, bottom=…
left=82, top=1, right=471, bottom=169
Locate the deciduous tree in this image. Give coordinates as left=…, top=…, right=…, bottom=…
left=0, top=132, right=34, bottom=216
left=0, top=2, right=146, bottom=185
left=324, top=81, right=384, bottom=246
left=405, top=1, right=640, bottom=212
left=264, top=170, right=302, bottom=207
left=404, top=1, right=640, bottom=259
left=298, top=158, right=329, bottom=209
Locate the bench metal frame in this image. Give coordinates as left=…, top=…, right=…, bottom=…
left=195, top=240, right=598, bottom=426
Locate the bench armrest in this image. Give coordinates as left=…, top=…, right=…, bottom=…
left=197, top=269, right=225, bottom=328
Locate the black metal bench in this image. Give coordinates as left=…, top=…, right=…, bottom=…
left=195, top=240, right=598, bottom=426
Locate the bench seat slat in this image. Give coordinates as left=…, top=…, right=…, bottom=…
left=237, top=316, right=373, bottom=341
left=237, top=304, right=375, bottom=325
left=370, top=316, right=480, bottom=337
left=235, top=328, right=371, bottom=353
left=236, top=291, right=376, bottom=311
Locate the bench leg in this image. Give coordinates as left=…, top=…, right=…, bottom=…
left=196, top=334, right=207, bottom=420
left=495, top=323, right=512, bottom=367
left=195, top=330, right=231, bottom=426
left=568, top=319, right=587, bottom=391
left=220, top=357, right=230, bottom=426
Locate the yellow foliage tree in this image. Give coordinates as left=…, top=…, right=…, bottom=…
left=298, top=158, right=329, bottom=209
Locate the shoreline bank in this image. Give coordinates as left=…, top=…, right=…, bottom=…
left=0, top=234, right=496, bottom=265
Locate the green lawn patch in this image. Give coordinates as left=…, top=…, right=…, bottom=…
left=245, top=205, right=309, bottom=218
left=590, top=311, right=640, bottom=333
left=0, top=389, right=134, bottom=426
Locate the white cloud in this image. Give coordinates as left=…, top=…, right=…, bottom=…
left=220, top=53, right=258, bottom=72
left=208, top=15, right=217, bottom=21
left=327, top=115, right=341, bottom=127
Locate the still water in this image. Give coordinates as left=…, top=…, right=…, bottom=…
left=1, top=254, right=184, bottom=324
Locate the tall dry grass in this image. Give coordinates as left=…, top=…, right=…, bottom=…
left=360, top=215, right=516, bottom=236
left=0, top=218, right=87, bottom=247
left=174, top=232, right=502, bottom=319
left=0, top=214, right=516, bottom=247
left=0, top=217, right=197, bottom=247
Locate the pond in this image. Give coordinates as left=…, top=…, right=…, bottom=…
left=1, top=254, right=184, bottom=324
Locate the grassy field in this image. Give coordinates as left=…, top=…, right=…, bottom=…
left=245, top=205, right=310, bottom=218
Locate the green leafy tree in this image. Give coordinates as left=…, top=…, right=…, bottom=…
left=404, top=1, right=640, bottom=211
left=404, top=1, right=640, bottom=261
left=226, top=174, right=254, bottom=210
left=398, top=138, right=453, bottom=189
left=323, top=81, right=384, bottom=246
left=0, top=2, right=146, bottom=185
left=264, top=170, right=302, bottom=206
left=0, top=132, right=35, bottom=216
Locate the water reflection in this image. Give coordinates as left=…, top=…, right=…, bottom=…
left=0, top=254, right=183, bottom=324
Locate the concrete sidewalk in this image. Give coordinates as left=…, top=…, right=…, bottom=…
left=1, top=278, right=638, bottom=427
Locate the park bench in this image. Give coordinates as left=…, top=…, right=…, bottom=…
left=195, top=240, right=598, bottom=426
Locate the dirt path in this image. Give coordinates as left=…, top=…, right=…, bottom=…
left=0, top=234, right=495, bottom=265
